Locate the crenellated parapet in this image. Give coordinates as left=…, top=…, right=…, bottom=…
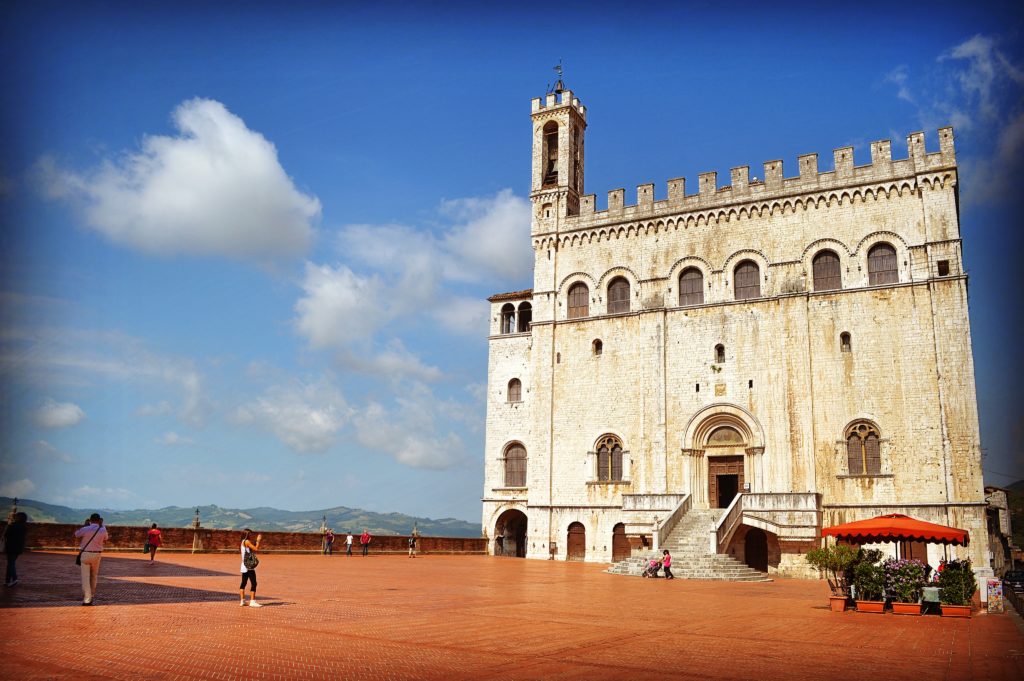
left=530, top=89, right=587, bottom=121
left=542, top=128, right=955, bottom=235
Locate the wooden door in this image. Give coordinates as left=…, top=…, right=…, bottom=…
left=567, top=522, right=586, bottom=562
left=708, top=456, right=744, bottom=508
left=898, top=539, right=928, bottom=564
left=611, top=523, right=630, bottom=562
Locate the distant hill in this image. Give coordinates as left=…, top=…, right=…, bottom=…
left=0, top=497, right=481, bottom=537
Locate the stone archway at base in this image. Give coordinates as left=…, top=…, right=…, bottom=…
left=567, top=522, right=586, bottom=561
left=611, top=523, right=630, bottom=561
left=745, top=527, right=768, bottom=572
left=494, top=509, right=527, bottom=558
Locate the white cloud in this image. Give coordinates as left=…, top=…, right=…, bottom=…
left=32, top=398, right=85, bottom=428
left=2, top=328, right=209, bottom=427
left=338, top=339, right=442, bottom=383
left=62, top=485, right=136, bottom=505
left=352, top=385, right=467, bottom=469
left=440, top=189, right=533, bottom=282
left=33, top=440, right=74, bottom=463
left=156, top=431, right=194, bottom=446
left=234, top=375, right=352, bottom=453
left=35, top=98, right=320, bottom=261
left=294, top=263, right=391, bottom=348
left=137, top=400, right=174, bottom=417
left=0, top=478, right=35, bottom=498
left=433, top=296, right=489, bottom=336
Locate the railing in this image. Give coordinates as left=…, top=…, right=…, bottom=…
left=713, top=493, right=745, bottom=554
left=622, top=493, right=687, bottom=512
left=654, top=494, right=691, bottom=551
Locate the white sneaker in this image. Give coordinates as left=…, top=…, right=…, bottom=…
left=239, top=601, right=246, bottom=607
left=248, top=601, right=262, bottom=608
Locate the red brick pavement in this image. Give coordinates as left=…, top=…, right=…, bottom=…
left=0, top=551, right=1021, bottom=680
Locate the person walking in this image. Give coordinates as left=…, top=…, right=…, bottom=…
left=408, top=534, right=417, bottom=558
left=146, top=523, right=162, bottom=563
left=324, top=528, right=334, bottom=556
left=661, top=549, right=675, bottom=580
left=345, top=531, right=353, bottom=556
left=239, top=528, right=262, bottom=607
left=360, top=529, right=371, bottom=557
left=3, top=511, right=28, bottom=586
left=74, top=513, right=108, bottom=605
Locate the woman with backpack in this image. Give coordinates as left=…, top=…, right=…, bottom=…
left=239, top=528, right=262, bottom=607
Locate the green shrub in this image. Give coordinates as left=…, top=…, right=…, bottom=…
left=938, top=558, right=977, bottom=606
left=805, top=544, right=859, bottom=596
left=853, top=561, right=885, bottom=601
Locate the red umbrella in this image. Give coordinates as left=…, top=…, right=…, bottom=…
left=821, top=513, right=969, bottom=546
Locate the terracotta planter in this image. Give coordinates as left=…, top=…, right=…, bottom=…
left=855, top=599, right=885, bottom=613
left=940, top=604, right=971, bottom=618
left=829, top=596, right=848, bottom=612
left=892, top=601, right=922, bottom=615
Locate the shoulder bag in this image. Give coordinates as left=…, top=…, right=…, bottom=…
left=243, top=546, right=259, bottom=570
left=76, top=525, right=102, bottom=566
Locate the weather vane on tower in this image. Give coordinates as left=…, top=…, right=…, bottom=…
left=548, top=60, right=565, bottom=94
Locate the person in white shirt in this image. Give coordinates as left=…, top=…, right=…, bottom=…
left=345, top=532, right=353, bottom=557
left=73, top=513, right=108, bottom=605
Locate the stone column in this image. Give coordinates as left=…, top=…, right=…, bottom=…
left=682, top=449, right=706, bottom=507
left=745, top=447, right=765, bottom=492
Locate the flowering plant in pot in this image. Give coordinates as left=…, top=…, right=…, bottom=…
left=938, top=558, right=976, bottom=618
left=853, top=560, right=886, bottom=613
left=883, top=558, right=926, bottom=615
left=805, top=544, right=859, bottom=611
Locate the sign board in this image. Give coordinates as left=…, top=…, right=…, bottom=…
left=987, top=579, right=1004, bottom=614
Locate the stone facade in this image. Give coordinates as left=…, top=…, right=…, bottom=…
left=482, top=88, right=988, bottom=578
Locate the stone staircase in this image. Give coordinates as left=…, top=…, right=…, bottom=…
left=607, top=507, right=772, bottom=581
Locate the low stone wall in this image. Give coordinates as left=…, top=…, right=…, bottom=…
left=0, top=522, right=485, bottom=555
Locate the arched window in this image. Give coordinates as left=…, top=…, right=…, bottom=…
left=867, top=243, right=898, bottom=286
left=517, top=302, right=532, bottom=332
left=500, top=304, right=515, bottom=334
left=503, top=443, right=527, bottom=487
left=592, top=339, right=603, bottom=356
left=507, top=378, right=522, bottom=403
left=567, top=282, right=589, bottom=319
left=679, top=267, right=704, bottom=306
left=542, top=121, right=559, bottom=186
left=734, top=260, right=761, bottom=300
left=714, top=344, right=725, bottom=363
left=596, top=434, right=624, bottom=482
left=608, top=277, right=630, bottom=314
left=812, top=250, right=842, bottom=291
left=840, top=332, right=852, bottom=353
left=846, top=422, right=881, bottom=475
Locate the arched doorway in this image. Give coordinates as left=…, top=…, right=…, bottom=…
left=744, top=527, right=768, bottom=572
left=705, top=425, right=746, bottom=508
left=567, top=522, right=586, bottom=561
left=494, top=509, right=527, bottom=558
left=611, top=523, right=630, bottom=562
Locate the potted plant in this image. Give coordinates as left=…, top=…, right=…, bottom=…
left=938, top=558, right=977, bottom=618
left=853, top=559, right=886, bottom=613
left=805, top=543, right=859, bottom=611
left=883, top=558, right=926, bottom=615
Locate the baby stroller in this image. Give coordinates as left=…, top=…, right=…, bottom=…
left=641, top=559, right=663, bottom=578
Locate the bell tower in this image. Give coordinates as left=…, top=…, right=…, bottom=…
left=530, top=82, right=586, bottom=225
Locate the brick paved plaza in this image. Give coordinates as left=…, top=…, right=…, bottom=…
left=1, top=551, right=1021, bottom=680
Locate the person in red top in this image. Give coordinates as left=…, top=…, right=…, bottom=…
left=147, top=523, right=163, bottom=563
left=661, top=549, right=675, bottom=580
left=360, top=529, right=371, bottom=556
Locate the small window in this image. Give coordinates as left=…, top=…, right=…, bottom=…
left=679, top=267, right=704, bottom=306
left=556, top=352, right=561, bottom=364
left=812, top=250, right=842, bottom=291
left=517, top=302, right=532, bottom=332
left=748, top=379, right=753, bottom=389
left=840, top=332, right=852, bottom=353
left=596, top=434, right=624, bottom=482
left=867, top=243, right=898, bottom=285
left=695, top=383, right=700, bottom=393
left=507, top=378, right=522, bottom=403
left=937, top=260, right=950, bottom=277
left=592, top=339, right=603, bottom=356
left=500, top=304, right=515, bottom=334
left=567, top=283, right=589, bottom=319
left=503, top=443, right=527, bottom=487
left=845, top=422, right=881, bottom=476
left=715, top=344, right=725, bottom=363
left=608, top=277, right=630, bottom=314
left=734, top=260, right=761, bottom=300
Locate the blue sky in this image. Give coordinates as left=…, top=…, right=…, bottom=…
left=1, top=1, right=1022, bottom=522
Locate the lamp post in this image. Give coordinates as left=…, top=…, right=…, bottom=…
left=320, top=514, right=327, bottom=554
left=191, top=507, right=201, bottom=554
